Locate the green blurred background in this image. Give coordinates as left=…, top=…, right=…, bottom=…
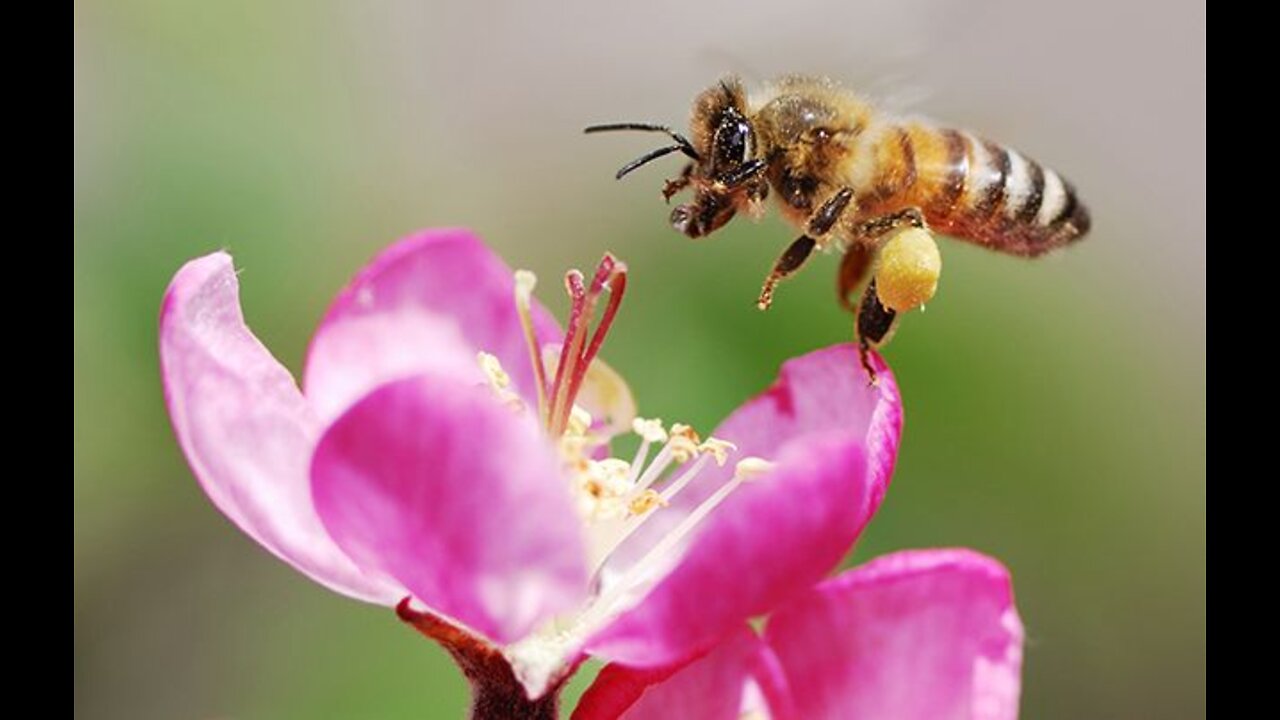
left=74, top=0, right=1205, bottom=717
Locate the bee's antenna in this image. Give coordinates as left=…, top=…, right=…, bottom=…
left=584, top=123, right=701, bottom=162
left=613, top=145, right=687, bottom=180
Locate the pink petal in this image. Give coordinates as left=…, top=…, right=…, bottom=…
left=572, top=628, right=789, bottom=720
left=159, top=252, right=402, bottom=604
left=587, top=345, right=902, bottom=666
left=707, top=345, right=902, bottom=511
left=764, top=549, right=1024, bottom=720
left=310, top=374, right=590, bottom=643
left=303, top=228, right=560, bottom=421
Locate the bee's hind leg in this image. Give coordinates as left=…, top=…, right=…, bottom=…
left=757, top=187, right=856, bottom=311
left=837, top=241, right=874, bottom=313
left=836, top=237, right=891, bottom=384
left=855, top=278, right=898, bottom=385
left=851, top=206, right=927, bottom=241
left=843, top=206, right=930, bottom=382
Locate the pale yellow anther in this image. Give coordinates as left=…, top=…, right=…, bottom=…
left=478, top=352, right=511, bottom=389
left=670, top=423, right=700, bottom=443
left=733, top=456, right=776, bottom=482
left=567, top=405, right=594, bottom=437
left=515, top=269, right=538, bottom=305
left=476, top=351, right=525, bottom=413
left=558, top=434, right=592, bottom=463
left=574, top=456, right=638, bottom=522
left=628, top=489, right=668, bottom=516
left=595, top=458, right=632, bottom=492
left=668, top=423, right=702, bottom=463
left=632, top=417, right=668, bottom=444
left=698, top=437, right=737, bottom=467
left=668, top=437, right=699, bottom=463
left=875, top=227, right=942, bottom=313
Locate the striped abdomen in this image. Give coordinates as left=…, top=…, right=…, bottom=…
left=854, top=121, right=1090, bottom=256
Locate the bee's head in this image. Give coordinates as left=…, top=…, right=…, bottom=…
left=585, top=76, right=767, bottom=239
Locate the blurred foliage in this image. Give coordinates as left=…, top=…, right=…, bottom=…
left=75, top=0, right=1204, bottom=718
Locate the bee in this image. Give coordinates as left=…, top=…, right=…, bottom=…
left=586, top=75, right=1090, bottom=377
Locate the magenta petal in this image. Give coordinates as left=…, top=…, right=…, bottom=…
left=587, top=345, right=901, bottom=666
left=764, top=549, right=1024, bottom=720
left=572, top=628, right=784, bottom=720
left=304, top=228, right=560, bottom=421
left=159, top=252, right=403, bottom=604
left=704, top=345, right=902, bottom=511
left=311, top=374, right=589, bottom=643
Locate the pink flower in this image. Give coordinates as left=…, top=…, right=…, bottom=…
left=159, top=228, right=902, bottom=707
left=574, top=549, right=1024, bottom=720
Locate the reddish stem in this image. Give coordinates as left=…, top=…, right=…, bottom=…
left=396, top=599, right=568, bottom=720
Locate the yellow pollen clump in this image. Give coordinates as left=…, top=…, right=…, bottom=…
left=875, top=227, right=942, bottom=313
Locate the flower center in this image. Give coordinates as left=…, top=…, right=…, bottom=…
left=479, top=255, right=773, bottom=694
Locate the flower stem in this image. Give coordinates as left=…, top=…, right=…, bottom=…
left=396, top=599, right=567, bottom=720
left=468, top=679, right=559, bottom=720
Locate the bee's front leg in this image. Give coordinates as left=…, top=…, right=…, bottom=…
left=662, top=163, right=694, bottom=202
left=757, top=187, right=855, bottom=310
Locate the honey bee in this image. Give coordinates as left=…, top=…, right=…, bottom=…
left=586, top=75, right=1090, bottom=377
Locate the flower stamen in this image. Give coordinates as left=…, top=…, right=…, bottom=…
left=622, top=418, right=664, bottom=487
left=628, top=489, right=668, bottom=515
left=514, top=270, right=550, bottom=421
left=575, top=455, right=766, bottom=634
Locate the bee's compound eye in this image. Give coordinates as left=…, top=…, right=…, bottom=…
left=713, top=118, right=752, bottom=170
left=671, top=205, right=700, bottom=237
